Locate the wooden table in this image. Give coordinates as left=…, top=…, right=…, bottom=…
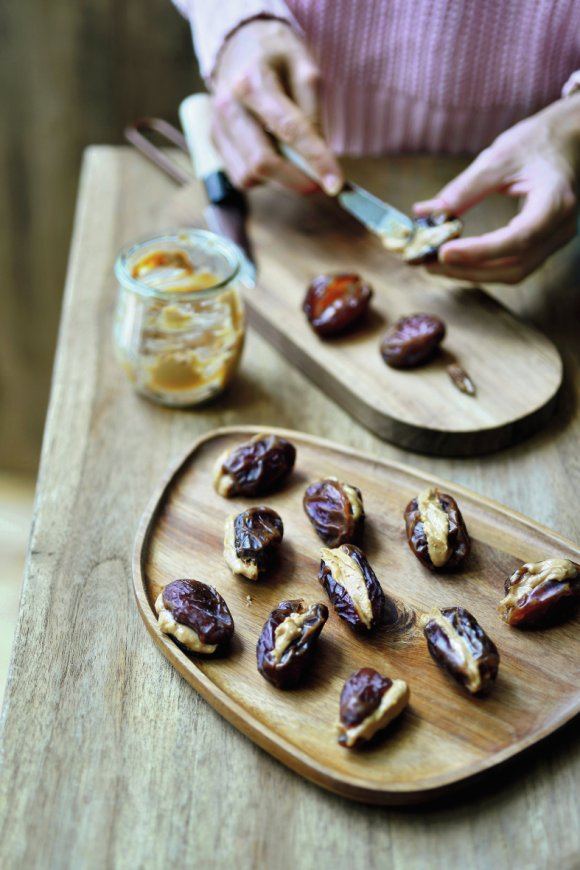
left=1, top=147, right=578, bottom=868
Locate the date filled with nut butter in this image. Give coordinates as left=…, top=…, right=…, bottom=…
left=318, top=544, right=388, bottom=631
left=499, top=558, right=580, bottom=627
left=155, top=579, right=234, bottom=654
left=303, top=477, right=365, bottom=547
left=422, top=607, right=499, bottom=694
left=214, top=433, right=296, bottom=498
left=223, top=506, right=283, bottom=580
left=405, top=487, right=470, bottom=572
left=337, top=668, right=410, bottom=748
left=256, top=599, right=329, bottom=688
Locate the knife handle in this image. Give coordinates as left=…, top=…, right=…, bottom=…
left=179, top=93, right=246, bottom=211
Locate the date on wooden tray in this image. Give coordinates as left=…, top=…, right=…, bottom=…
left=133, top=427, right=580, bottom=804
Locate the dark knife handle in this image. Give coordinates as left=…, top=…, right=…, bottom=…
left=203, top=170, right=248, bottom=215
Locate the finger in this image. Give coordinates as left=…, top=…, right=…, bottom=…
left=213, top=95, right=318, bottom=193
left=439, top=183, right=576, bottom=265
left=286, top=53, right=320, bottom=124
left=234, top=64, right=343, bottom=194
left=426, top=216, right=576, bottom=284
left=413, top=149, right=506, bottom=217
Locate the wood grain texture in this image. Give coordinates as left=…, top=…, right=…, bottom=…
left=0, top=148, right=579, bottom=868
left=135, top=426, right=580, bottom=804
left=245, top=190, right=562, bottom=455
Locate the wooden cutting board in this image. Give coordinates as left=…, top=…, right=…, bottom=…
left=133, top=426, right=580, bottom=805
left=242, top=186, right=562, bottom=455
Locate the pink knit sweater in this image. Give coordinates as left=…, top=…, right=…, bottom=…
left=173, top=0, right=580, bottom=155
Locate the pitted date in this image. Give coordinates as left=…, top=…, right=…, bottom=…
left=303, top=273, right=373, bottom=337
left=403, top=214, right=463, bottom=265
left=405, top=487, right=470, bottom=571
left=303, top=477, right=364, bottom=547
left=154, top=579, right=234, bottom=654
left=319, top=544, right=387, bottom=631
left=423, top=606, right=499, bottom=694
left=214, top=433, right=296, bottom=498
left=337, top=668, right=410, bottom=748
left=499, top=558, right=580, bottom=627
left=224, top=507, right=283, bottom=580
left=381, top=314, right=446, bottom=368
left=256, top=599, right=329, bottom=688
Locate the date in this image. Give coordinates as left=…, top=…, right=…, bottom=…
left=256, top=599, right=329, bottom=688
left=405, top=487, right=470, bottom=571
left=498, top=558, right=580, bottom=627
left=423, top=606, right=499, bottom=694
left=154, top=579, right=234, bottom=654
left=337, top=668, right=410, bottom=748
left=303, top=477, right=364, bottom=547
left=224, top=507, right=283, bottom=580
left=303, top=273, right=373, bottom=337
left=380, top=314, right=446, bottom=368
left=319, top=544, right=387, bottom=631
left=214, top=433, right=296, bottom=498
left=403, top=214, right=463, bottom=265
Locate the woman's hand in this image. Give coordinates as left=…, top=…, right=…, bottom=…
left=414, top=96, right=580, bottom=284
left=210, top=18, right=343, bottom=195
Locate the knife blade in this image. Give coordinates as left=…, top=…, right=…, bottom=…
left=279, top=144, right=414, bottom=247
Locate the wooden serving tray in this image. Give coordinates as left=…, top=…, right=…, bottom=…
left=245, top=187, right=562, bottom=455
left=133, top=426, right=580, bottom=804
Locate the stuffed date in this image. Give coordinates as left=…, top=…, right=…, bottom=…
left=498, top=558, right=580, bottom=627
left=224, top=507, right=283, bottom=580
left=319, top=544, right=386, bottom=631
left=214, top=433, right=296, bottom=498
left=256, top=599, right=329, bottom=688
left=303, top=477, right=364, bottom=547
left=405, top=487, right=470, bottom=571
left=337, top=668, right=409, bottom=748
left=155, top=579, right=234, bottom=654
left=423, top=606, right=499, bottom=694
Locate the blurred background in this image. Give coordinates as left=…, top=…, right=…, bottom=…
left=0, top=0, right=202, bottom=700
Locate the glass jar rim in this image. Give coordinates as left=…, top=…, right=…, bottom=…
left=114, top=228, right=242, bottom=301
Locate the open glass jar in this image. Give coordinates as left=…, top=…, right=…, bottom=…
left=114, top=229, right=252, bottom=406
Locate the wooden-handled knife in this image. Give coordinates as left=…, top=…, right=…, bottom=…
left=179, top=94, right=255, bottom=267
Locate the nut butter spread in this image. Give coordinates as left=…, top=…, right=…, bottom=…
left=501, top=558, right=578, bottom=610
left=321, top=546, right=373, bottom=628
left=272, top=610, right=311, bottom=663
left=154, top=592, right=217, bottom=654
left=418, top=487, right=451, bottom=568
left=114, top=235, right=246, bottom=407
left=342, top=482, right=364, bottom=521
left=340, top=680, right=409, bottom=748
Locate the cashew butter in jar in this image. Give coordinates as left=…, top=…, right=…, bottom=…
left=114, top=230, right=251, bottom=406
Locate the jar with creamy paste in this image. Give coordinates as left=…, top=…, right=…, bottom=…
left=113, top=230, right=251, bottom=406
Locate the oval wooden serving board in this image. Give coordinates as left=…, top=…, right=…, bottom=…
left=133, top=426, right=580, bottom=804
left=245, top=187, right=562, bottom=455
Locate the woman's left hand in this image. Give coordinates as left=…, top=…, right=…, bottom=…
left=413, top=95, right=580, bottom=284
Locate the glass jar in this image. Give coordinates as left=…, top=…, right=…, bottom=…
left=113, top=229, right=252, bottom=406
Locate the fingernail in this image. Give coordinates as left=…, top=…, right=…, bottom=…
left=441, top=249, right=463, bottom=264
left=323, top=174, right=343, bottom=196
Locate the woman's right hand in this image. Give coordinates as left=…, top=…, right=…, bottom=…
left=210, top=18, right=343, bottom=195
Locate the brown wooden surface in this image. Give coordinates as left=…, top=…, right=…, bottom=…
left=0, top=147, right=579, bottom=866
left=135, top=426, right=580, bottom=804
left=244, top=189, right=562, bottom=454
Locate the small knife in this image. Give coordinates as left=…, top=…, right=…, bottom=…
left=179, top=94, right=255, bottom=268
left=279, top=144, right=415, bottom=248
